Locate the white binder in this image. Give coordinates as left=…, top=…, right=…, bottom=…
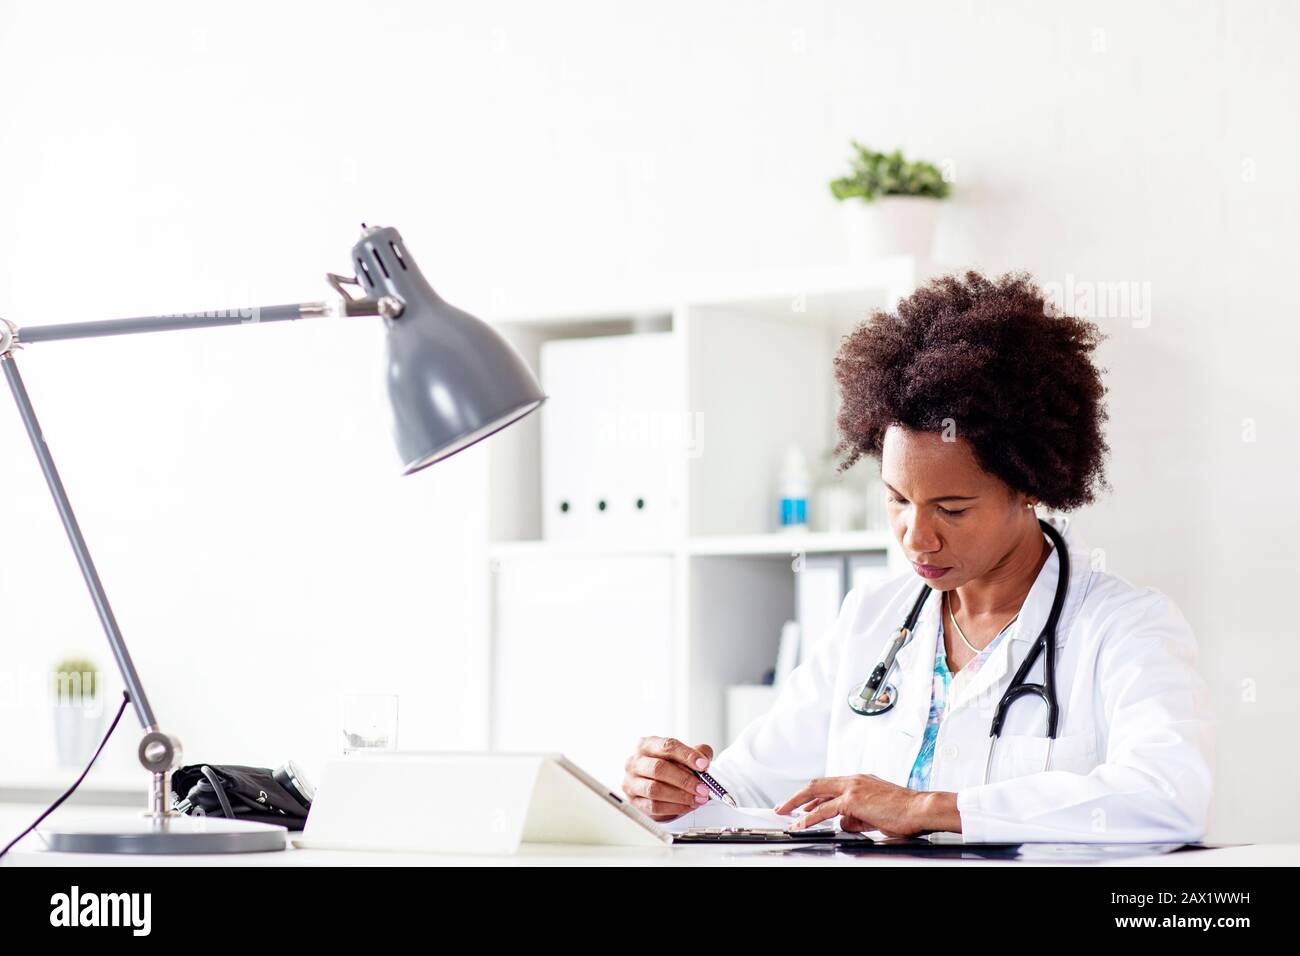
left=540, top=332, right=684, bottom=541
left=795, top=555, right=847, bottom=666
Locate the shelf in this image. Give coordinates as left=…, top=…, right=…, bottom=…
left=487, top=529, right=892, bottom=561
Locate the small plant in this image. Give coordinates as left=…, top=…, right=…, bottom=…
left=51, top=656, right=99, bottom=704
left=830, top=142, right=951, bottom=202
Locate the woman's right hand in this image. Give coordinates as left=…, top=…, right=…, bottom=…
left=622, top=736, right=716, bottom=821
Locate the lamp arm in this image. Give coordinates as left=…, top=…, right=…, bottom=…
left=10, top=298, right=401, bottom=351
left=0, top=353, right=159, bottom=732
left=2, top=270, right=403, bottom=347
left=13, top=301, right=325, bottom=345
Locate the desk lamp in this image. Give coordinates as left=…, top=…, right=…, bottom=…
left=0, top=225, right=546, bottom=853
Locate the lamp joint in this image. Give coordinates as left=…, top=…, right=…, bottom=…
left=0, top=318, right=20, bottom=357
left=138, top=729, right=182, bottom=774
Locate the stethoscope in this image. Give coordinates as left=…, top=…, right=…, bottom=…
left=846, top=518, right=1070, bottom=784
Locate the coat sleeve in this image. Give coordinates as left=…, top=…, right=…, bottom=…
left=955, top=591, right=1216, bottom=843
left=705, top=586, right=865, bottom=809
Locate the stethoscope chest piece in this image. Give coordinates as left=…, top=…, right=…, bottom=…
left=847, top=681, right=897, bottom=716
left=845, top=622, right=916, bottom=716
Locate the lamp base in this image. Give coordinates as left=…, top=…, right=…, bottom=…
left=38, top=814, right=287, bottom=854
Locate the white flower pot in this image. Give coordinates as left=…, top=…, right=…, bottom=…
left=842, top=195, right=942, bottom=260
left=53, top=702, right=106, bottom=768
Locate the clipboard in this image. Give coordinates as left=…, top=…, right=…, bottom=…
left=830, top=837, right=1024, bottom=859
left=672, top=828, right=872, bottom=844
left=672, top=830, right=1024, bottom=859
left=671, top=828, right=1017, bottom=855
left=797, top=839, right=1215, bottom=861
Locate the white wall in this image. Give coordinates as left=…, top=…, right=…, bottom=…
left=0, top=0, right=1295, bottom=841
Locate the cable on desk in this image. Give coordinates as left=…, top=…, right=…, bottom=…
left=0, top=690, right=131, bottom=859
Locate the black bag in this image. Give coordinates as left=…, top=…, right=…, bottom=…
left=171, top=763, right=312, bottom=831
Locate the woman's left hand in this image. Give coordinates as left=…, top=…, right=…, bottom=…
left=775, top=774, right=928, bottom=837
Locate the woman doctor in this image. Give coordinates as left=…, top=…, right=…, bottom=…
left=621, top=271, right=1215, bottom=842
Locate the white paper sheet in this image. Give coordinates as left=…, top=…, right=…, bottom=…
left=664, top=801, right=837, bottom=834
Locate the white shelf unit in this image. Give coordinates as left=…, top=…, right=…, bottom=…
left=484, top=260, right=930, bottom=789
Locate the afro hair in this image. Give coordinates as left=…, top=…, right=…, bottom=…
left=833, top=270, right=1110, bottom=511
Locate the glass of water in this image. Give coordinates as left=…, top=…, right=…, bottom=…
left=340, top=693, right=399, bottom=754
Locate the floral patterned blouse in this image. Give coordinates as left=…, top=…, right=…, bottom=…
left=906, top=611, right=1014, bottom=791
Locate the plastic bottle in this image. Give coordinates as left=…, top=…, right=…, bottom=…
left=778, top=445, right=811, bottom=531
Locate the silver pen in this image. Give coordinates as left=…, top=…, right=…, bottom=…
left=694, top=767, right=737, bottom=807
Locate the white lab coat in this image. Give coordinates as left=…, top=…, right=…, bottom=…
left=708, top=516, right=1216, bottom=842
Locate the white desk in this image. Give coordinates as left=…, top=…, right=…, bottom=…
left=2, top=804, right=1293, bottom=867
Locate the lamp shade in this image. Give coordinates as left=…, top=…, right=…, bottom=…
left=351, top=226, right=546, bottom=475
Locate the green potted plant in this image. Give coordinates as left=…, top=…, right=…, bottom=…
left=829, top=141, right=951, bottom=259
left=51, top=656, right=104, bottom=768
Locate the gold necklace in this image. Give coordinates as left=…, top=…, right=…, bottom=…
left=946, top=590, right=1020, bottom=655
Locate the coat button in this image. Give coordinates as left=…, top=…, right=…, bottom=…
left=941, top=744, right=959, bottom=759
